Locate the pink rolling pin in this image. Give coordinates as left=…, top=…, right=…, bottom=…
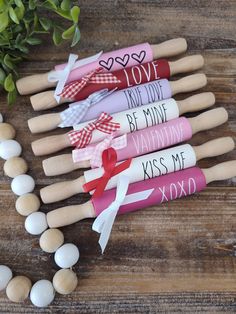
left=31, top=74, right=207, bottom=157
left=16, top=38, right=187, bottom=95
left=40, top=136, right=235, bottom=204
left=43, top=103, right=228, bottom=177
left=46, top=160, right=236, bottom=230
left=29, top=54, right=203, bottom=111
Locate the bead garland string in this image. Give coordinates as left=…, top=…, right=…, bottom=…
left=0, top=112, right=79, bottom=307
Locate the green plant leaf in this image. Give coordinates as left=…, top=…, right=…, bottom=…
left=61, top=0, right=70, bottom=11
left=39, top=17, right=51, bottom=31
left=9, top=7, right=20, bottom=24
left=29, top=0, right=36, bottom=10
left=0, top=11, right=9, bottom=32
left=0, top=0, right=8, bottom=12
left=55, top=8, right=72, bottom=20
left=7, top=88, right=17, bottom=106
left=4, top=73, right=15, bottom=92
left=0, top=68, right=6, bottom=85
left=15, top=1, right=25, bottom=20
left=26, top=37, right=42, bottom=45
left=3, top=54, right=15, bottom=70
left=43, top=0, right=58, bottom=11
left=71, top=26, right=80, bottom=47
left=53, top=26, right=62, bottom=45
left=62, top=24, right=75, bottom=39
left=70, top=6, right=80, bottom=23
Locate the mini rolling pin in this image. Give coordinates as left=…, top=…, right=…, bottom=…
left=16, top=38, right=187, bottom=95
left=29, top=55, right=204, bottom=111
left=46, top=160, right=236, bottom=229
left=43, top=106, right=229, bottom=177
left=40, top=137, right=235, bottom=204
left=31, top=74, right=208, bottom=156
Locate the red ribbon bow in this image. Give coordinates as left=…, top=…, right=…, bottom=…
left=68, top=112, right=120, bottom=149
left=59, top=67, right=120, bottom=99
left=83, top=147, right=132, bottom=198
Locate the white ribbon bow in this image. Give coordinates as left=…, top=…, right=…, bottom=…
left=48, top=51, right=103, bottom=103
left=72, top=132, right=127, bottom=168
left=92, top=176, right=154, bottom=253
left=59, top=88, right=115, bottom=128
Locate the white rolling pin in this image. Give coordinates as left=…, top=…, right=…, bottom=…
left=40, top=137, right=235, bottom=204
left=31, top=76, right=208, bottom=157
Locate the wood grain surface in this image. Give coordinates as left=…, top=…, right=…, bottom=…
left=0, top=1, right=236, bottom=312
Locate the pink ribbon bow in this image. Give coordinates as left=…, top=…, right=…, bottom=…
left=68, top=112, right=120, bottom=149
left=72, top=133, right=127, bottom=168
left=59, top=67, right=121, bottom=99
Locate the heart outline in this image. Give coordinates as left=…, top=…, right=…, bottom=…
left=115, top=54, right=130, bottom=67
left=131, top=50, right=146, bottom=64
left=99, top=57, right=114, bottom=71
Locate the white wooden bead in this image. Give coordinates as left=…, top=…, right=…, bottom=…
left=6, top=275, right=31, bottom=302
left=11, top=174, right=35, bottom=195
left=0, top=265, right=12, bottom=291
left=4, top=156, right=28, bottom=178
left=39, top=228, right=64, bottom=253
left=53, top=269, right=78, bottom=295
left=0, top=123, right=15, bottom=140
left=30, top=280, right=55, bottom=307
left=25, top=212, right=48, bottom=235
left=15, top=193, right=40, bottom=216
left=0, top=113, right=3, bottom=123
left=0, top=140, right=22, bottom=160
left=54, top=243, right=79, bottom=268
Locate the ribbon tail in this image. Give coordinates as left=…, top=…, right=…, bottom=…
left=73, top=51, right=103, bottom=69
left=92, top=207, right=118, bottom=254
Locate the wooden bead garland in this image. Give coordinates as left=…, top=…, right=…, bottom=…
left=0, top=115, right=79, bottom=307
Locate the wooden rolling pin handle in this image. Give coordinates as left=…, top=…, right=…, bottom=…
left=194, top=137, right=235, bottom=161
left=47, top=201, right=95, bottom=228
left=30, top=91, right=70, bottom=111
left=40, top=176, right=86, bottom=204
left=177, top=92, right=215, bottom=115
left=189, top=107, right=228, bottom=135
left=203, top=160, right=236, bottom=184
left=31, top=133, right=71, bottom=156
left=151, top=38, right=187, bottom=59
left=170, top=55, right=204, bottom=76
left=170, top=73, right=207, bottom=96
left=42, top=154, right=90, bottom=176
left=28, top=113, right=61, bottom=134
left=16, top=72, right=54, bottom=95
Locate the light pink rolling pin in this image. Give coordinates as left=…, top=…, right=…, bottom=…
left=16, top=38, right=187, bottom=95
left=29, top=54, right=203, bottom=111
left=45, top=160, right=236, bottom=229
left=31, top=73, right=207, bottom=157
left=42, top=95, right=222, bottom=177
left=28, top=55, right=204, bottom=134
left=40, top=136, right=235, bottom=204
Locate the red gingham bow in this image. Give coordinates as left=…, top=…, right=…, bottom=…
left=83, top=147, right=132, bottom=198
left=68, top=112, right=120, bottom=149
left=59, top=67, right=121, bottom=99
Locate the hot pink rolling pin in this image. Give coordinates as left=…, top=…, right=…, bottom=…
left=16, top=38, right=187, bottom=95
left=42, top=105, right=227, bottom=177
left=31, top=74, right=207, bottom=157
left=29, top=54, right=203, bottom=111
left=46, top=160, right=236, bottom=231
left=40, top=136, right=235, bottom=204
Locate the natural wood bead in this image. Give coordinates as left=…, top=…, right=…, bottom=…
left=4, top=156, right=28, bottom=178
left=39, top=228, right=64, bottom=253
left=0, top=123, right=15, bottom=140
left=6, top=275, right=32, bottom=302
left=53, top=269, right=78, bottom=295
left=15, top=193, right=40, bottom=216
